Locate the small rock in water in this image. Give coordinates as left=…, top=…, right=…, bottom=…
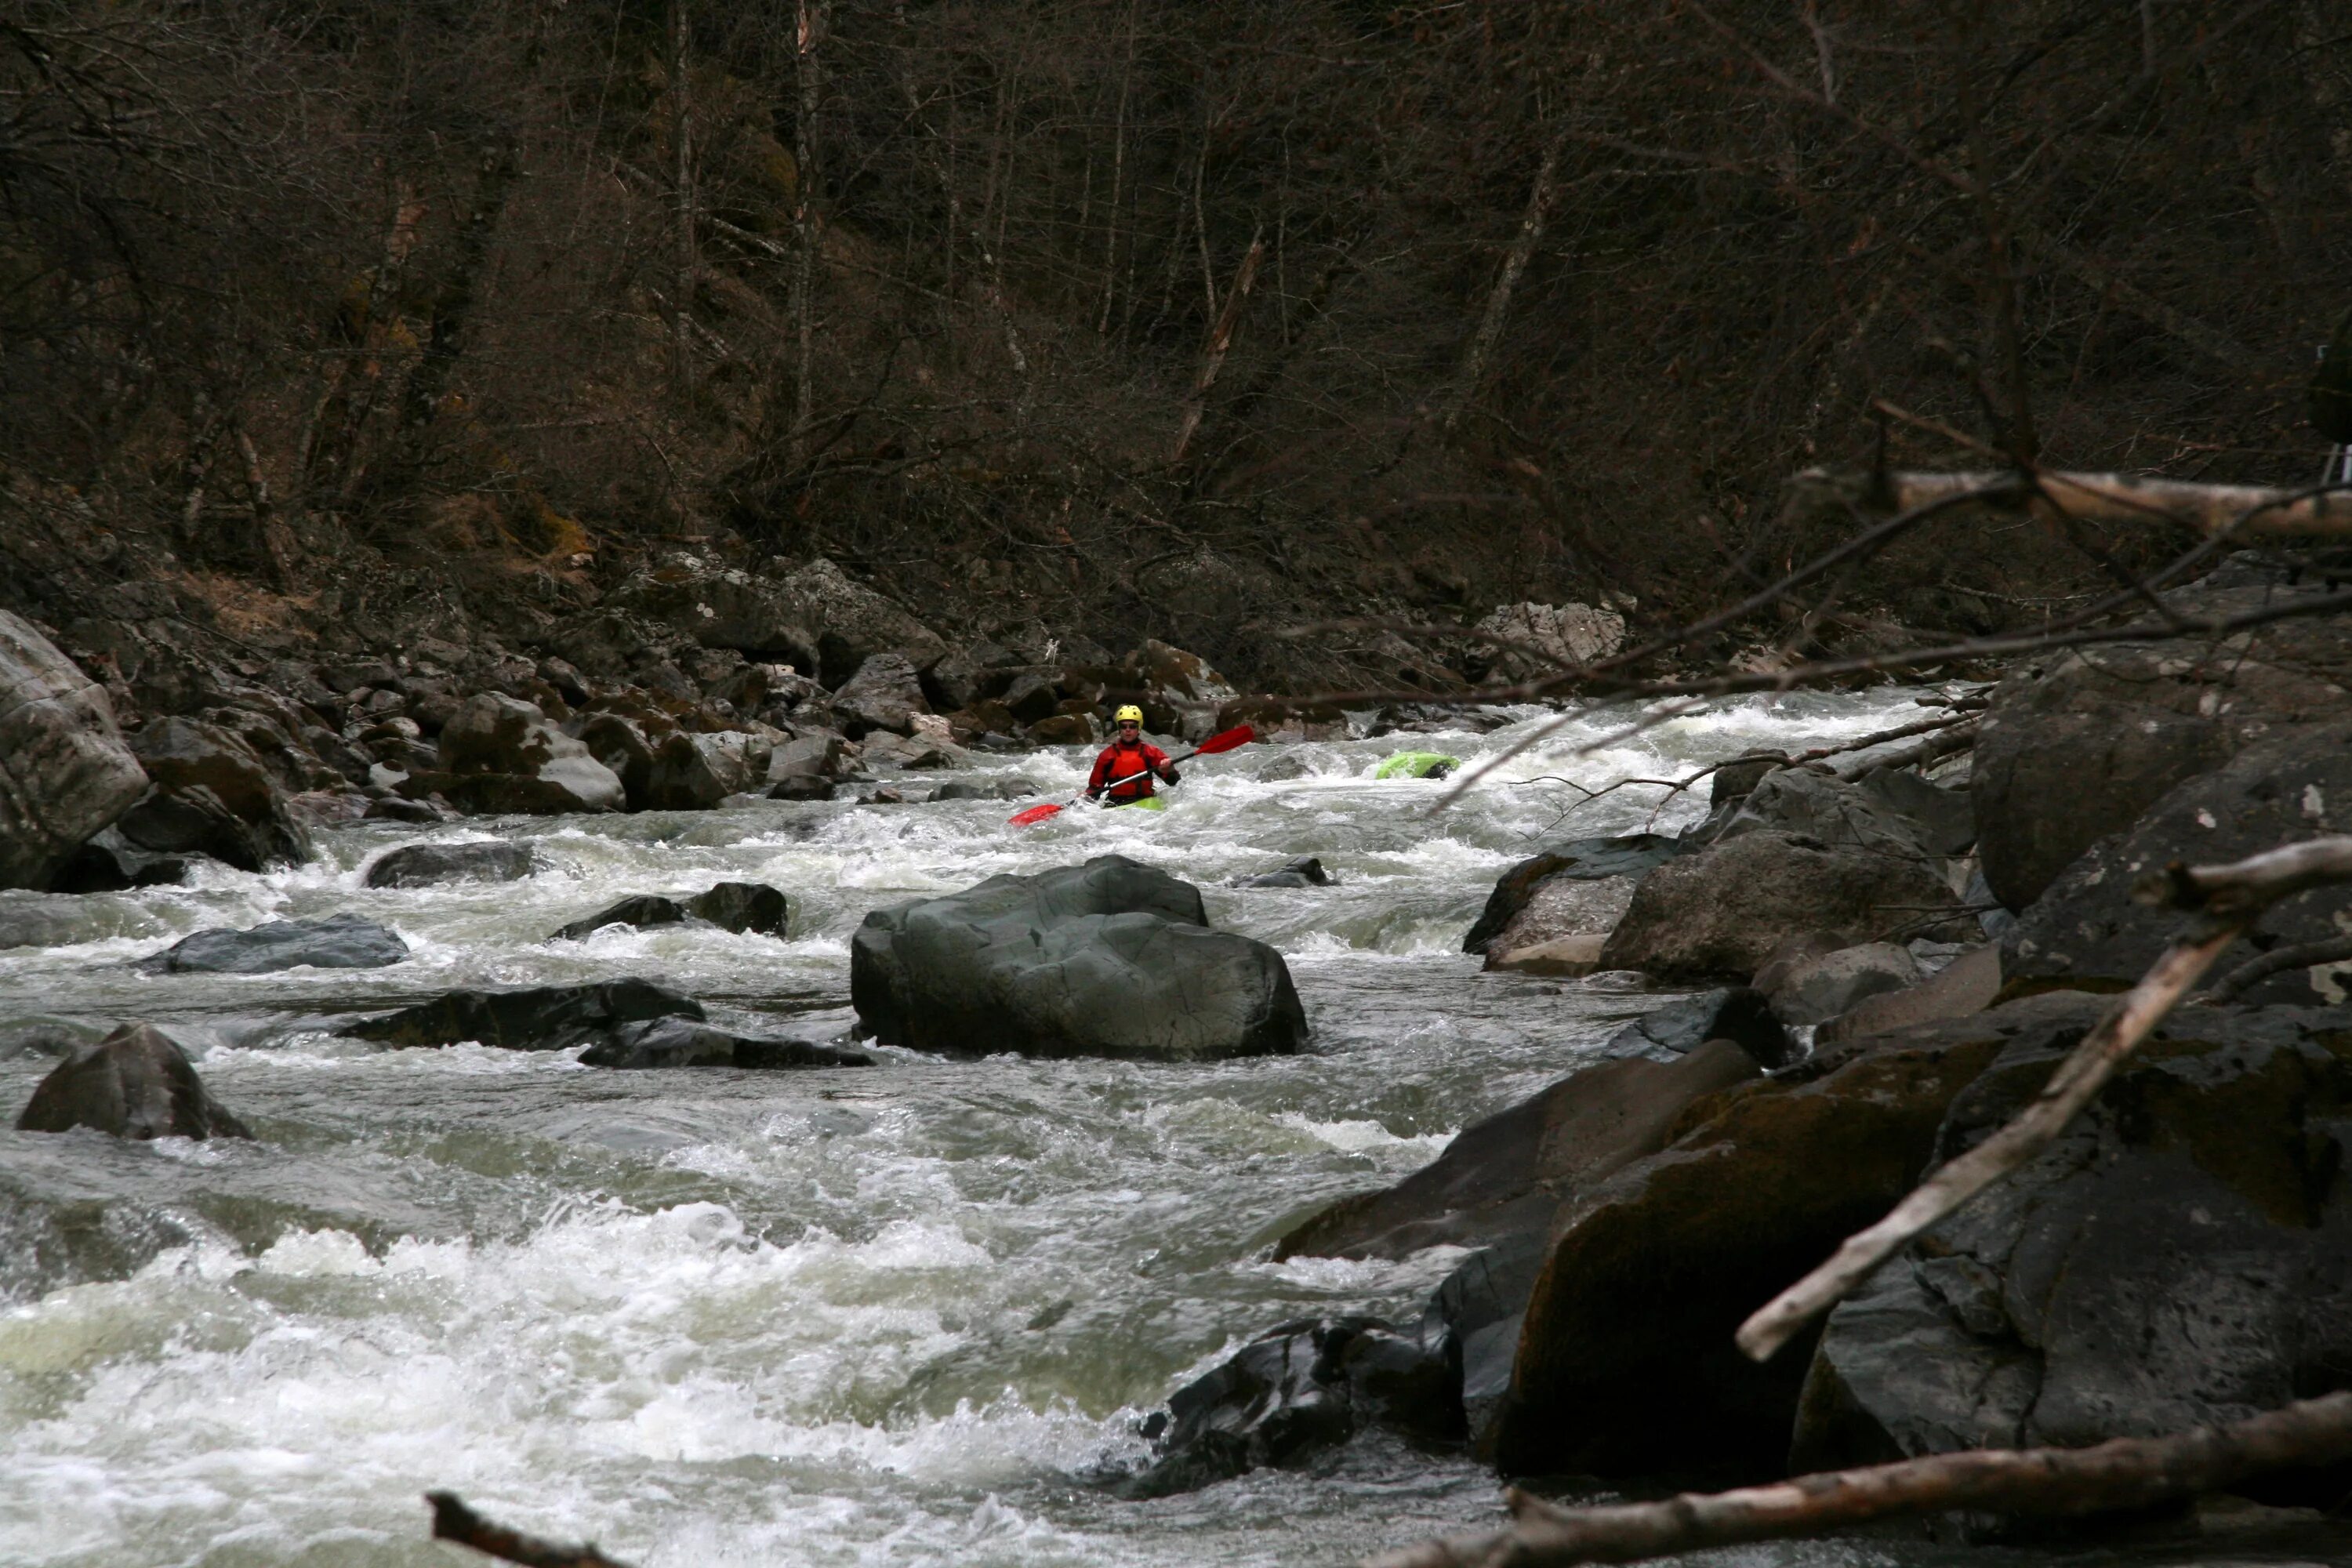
left=768, top=775, right=835, bottom=802
left=578, top=1017, right=870, bottom=1069
left=138, top=913, right=409, bottom=975
left=1602, top=986, right=1791, bottom=1068
left=1234, top=856, right=1334, bottom=889
left=341, top=978, right=702, bottom=1051
left=363, top=840, right=539, bottom=888
left=16, top=1022, right=252, bottom=1140
left=687, top=881, right=788, bottom=935
left=550, top=895, right=692, bottom=941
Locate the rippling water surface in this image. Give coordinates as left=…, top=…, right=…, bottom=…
left=2, top=691, right=2063, bottom=1567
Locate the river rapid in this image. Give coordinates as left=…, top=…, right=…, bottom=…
left=0, top=690, right=2108, bottom=1568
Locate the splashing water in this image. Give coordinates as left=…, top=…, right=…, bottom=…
left=1, top=694, right=1993, bottom=1566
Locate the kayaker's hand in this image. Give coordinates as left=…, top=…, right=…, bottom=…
left=1162, top=765, right=1181, bottom=784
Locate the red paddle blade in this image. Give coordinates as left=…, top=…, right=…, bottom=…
left=1192, top=724, right=1254, bottom=756
left=1007, top=800, right=1067, bottom=827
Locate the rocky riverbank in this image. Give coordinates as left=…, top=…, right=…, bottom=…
left=1120, top=552, right=2352, bottom=1541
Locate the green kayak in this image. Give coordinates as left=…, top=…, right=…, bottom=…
left=1102, top=794, right=1169, bottom=811
left=1375, top=750, right=1461, bottom=780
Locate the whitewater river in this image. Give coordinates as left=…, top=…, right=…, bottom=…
left=1, top=690, right=2063, bottom=1568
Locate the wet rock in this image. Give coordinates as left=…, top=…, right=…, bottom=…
left=1817, top=944, right=2002, bottom=1046
left=1118, top=1316, right=1460, bottom=1498
left=1472, top=601, right=1626, bottom=681
left=638, top=729, right=766, bottom=810
left=1461, top=835, right=1682, bottom=956
left=687, top=881, right=789, bottom=935
left=767, top=557, right=948, bottom=688
left=120, top=717, right=310, bottom=872
left=1485, top=933, right=1607, bottom=977
left=1972, top=583, right=2352, bottom=908
left=1235, top=856, right=1333, bottom=889
left=362, top=840, right=539, bottom=889
left=1000, top=670, right=1062, bottom=725
left=1278, top=1040, right=1762, bottom=1265
left=434, top=693, right=624, bottom=813
left=1481, top=877, right=1637, bottom=967
left=1766, top=942, right=1922, bottom=1027
left=363, top=795, right=445, bottom=825
left=138, top=913, right=408, bottom=975
left=606, top=551, right=818, bottom=666
left=342, top=978, right=702, bottom=1051
left=1791, top=1001, right=2352, bottom=1509
left=1716, top=767, right=1942, bottom=858
left=1597, top=829, right=1973, bottom=983
left=50, top=828, right=190, bottom=892
left=832, top=652, right=928, bottom=737
left=851, top=854, right=1307, bottom=1061
left=1601, top=986, right=1792, bottom=1068
left=578, top=1017, right=871, bottom=1070
left=768, top=775, right=834, bottom=802
left=1487, top=995, right=2095, bottom=1478
left=2004, top=721, right=2352, bottom=1005
left=16, top=1023, right=252, bottom=1140
left=550, top=882, right=788, bottom=940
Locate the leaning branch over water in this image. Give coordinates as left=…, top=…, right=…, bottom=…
left=1362, top=1392, right=2352, bottom=1568
left=1816, top=467, right=2352, bottom=538
left=1736, top=835, right=2352, bottom=1362
left=425, top=1493, right=636, bottom=1568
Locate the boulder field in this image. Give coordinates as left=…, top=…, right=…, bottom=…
left=1120, top=557, right=2352, bottom=1526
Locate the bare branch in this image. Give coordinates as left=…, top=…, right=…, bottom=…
left=425, top=1493, right=636, bottom=1568
left=1365, top=1391, right=2352, bottom=1568
left=1837, top=470, right=2352, bottom=539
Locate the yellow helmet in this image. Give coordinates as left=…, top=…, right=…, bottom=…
left=1114, top=704, right=1145, bottom=725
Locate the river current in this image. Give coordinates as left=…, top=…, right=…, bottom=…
left=0, top=689, right=2112, bottom=1568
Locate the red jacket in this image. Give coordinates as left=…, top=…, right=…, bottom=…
left=1088, top=737, right=1171, bottom=800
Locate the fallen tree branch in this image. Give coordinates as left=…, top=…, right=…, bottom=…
left=425, top=1493, right=636, bottom=1568
left=1363, top=1391, right=2352, bottom=1568
left=1737, top=833, right=2352, bottom=1362
left=2205, top=934, right=2352, bottom=1002
left=1822, top=468, right=2352, bottom=538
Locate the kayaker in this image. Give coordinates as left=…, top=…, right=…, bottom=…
left=1086, top=706, right=1181, bottom=805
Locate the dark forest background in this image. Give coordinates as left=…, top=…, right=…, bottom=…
left=5, top=0, right=2349, bottom=690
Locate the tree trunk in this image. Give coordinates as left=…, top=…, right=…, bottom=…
left=1443, top=118, right=1570, bottom=434
left=789, top=0, right=826, bottom=468
left=670, top=0, right=697, bottom=400
left=1172, top=233, right=1264, bottom=464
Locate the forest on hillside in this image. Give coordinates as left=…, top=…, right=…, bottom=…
left=5, top=0, right=2350, bottom=688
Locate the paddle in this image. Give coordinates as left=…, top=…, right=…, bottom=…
left=1007, top=724, right=1256, bottom=826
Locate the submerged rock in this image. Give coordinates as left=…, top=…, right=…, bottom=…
left=138, top=913, right=408, bottom=975
left=1118, top=1316, right=1461, bottom=1498
left=16, top=1023, right=252, bottom=1140
left=0, top=609, right=149, bottom=891
left=577, top=1017, right=871, bottom=1070
left=362, top=840, right=539, bottom=889
left=851, top=855, right=1306, bottom=1060
left=342, top=978, right=702, bottom=1051
left=549, top=882, right=789, bottom=941
left=1234, top=856, right=1333, bottom=889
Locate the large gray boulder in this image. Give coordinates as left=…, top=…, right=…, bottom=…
left=606, top=552, right=818, bottom=666
left=363, top=840, right=539, bottom=888
left=434, top=694, right=624, bottom=814
left=851, top=855, right=1307, bottom=1060
left=16, top=1023, right=252, bottom=1139
left=768, top=557, right=948, bottom=688
left=0, top=611, right=150, bottom=890
left=2005, top=721, right=2352, bottom=1005
left=1597, top=829, right=1973, bottom=983
left=138, top=913, right=408, bottom=975
left=833, top=653, right=928, bottom=736
left=1461, top=835, right=1682, bottom=956
left=1972, top=580, right=2352, bottom=909
left=119, top=717, right=310, bottom=871
left=1790, top=1002, right=2352, bottom=1509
